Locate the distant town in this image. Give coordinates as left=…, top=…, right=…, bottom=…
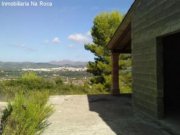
left=0, top=61, right=91, bottom=86
left=22, top=66, right=87, bottom=72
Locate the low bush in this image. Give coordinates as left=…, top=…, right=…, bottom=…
left=2, top=72, right=56, bottom=91
left=0, top=71, right=111, bottom=98
left=1, top=91, right=53, bottom=135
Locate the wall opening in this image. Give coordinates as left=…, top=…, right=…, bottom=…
left=163, top=32, right=180, bottom=120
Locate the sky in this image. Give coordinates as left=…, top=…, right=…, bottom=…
left=0, top=0, right=133, bottom=62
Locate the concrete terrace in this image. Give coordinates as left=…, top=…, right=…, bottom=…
left=42, top=95, right=177, bottom=135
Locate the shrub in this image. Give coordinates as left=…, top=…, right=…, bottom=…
left=119, top=72, right=132, bottom=93
left=54, top=77, right=63, bottom=85
left=1, top=91, right=53, bottom=135
left=21, top=72, right=41, bottom=81
left=20, top=72, right=44, bottom=90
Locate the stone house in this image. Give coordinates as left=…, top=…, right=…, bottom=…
left=108, top=0, right=180, bottom=119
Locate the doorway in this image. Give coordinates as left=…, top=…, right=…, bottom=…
left=163, top=32, right=180, bottom=120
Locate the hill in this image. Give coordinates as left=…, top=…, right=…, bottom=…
left=0, top=60, right=88, bottom=70
left=0, top=62, right=58, bottom=70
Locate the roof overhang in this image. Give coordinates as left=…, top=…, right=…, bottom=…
left=108, top=0, right=138, bottom=53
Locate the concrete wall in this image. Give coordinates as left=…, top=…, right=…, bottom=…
left=132, top=0, right=180, bottom=118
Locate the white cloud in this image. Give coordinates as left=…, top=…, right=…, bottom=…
left=52, top=37, right=60, bottom=44
left=14, top=44, right=36, bottom=52
left=68, top=32, right=92, bottom=44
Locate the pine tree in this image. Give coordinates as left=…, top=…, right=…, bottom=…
left=85, top=11, right=123, bottom=90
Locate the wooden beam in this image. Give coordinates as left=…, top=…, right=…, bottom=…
left=111, top=52, right=120, bottom=95
left=114, top=23, right=131, bottom=49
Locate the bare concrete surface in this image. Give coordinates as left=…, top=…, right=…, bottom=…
left=42, top=95, right=175, bottom=135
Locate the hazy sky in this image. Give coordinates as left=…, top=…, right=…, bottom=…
left=0, top=0, right=133, bottom=62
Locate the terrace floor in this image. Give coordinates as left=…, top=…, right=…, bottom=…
left=42, top=95, right=178, bottom=135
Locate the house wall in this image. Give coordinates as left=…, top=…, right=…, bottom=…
left=132, top=0, right=180, bottom=118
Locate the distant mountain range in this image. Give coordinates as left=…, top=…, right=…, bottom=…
left=0, top=60, right=88, bottom=70
left=0, top=62, right=57, bottom=70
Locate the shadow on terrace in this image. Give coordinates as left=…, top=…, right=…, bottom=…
left=87, top=94, right=176, bottom=135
